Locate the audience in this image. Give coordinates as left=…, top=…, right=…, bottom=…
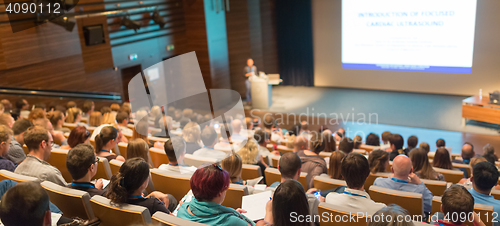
left=373, top=155, right=432, bottom=215
left=28, top=108, right=46, bottom=122
left=368, top=149, right=389, bottom=174
left=322, top=130, right=337, bottom=152
left=266, top=180, right=312, bottom=226
left=64, top=126, right=91, bottom=149
left=95, top=126, right=125, bottom=162
left=297, top=138, right=327, bottom=189
left=67, top=101, right=77, bottom=109
left=0, top=100, right=12, bottom=113
left=325, top=153, right=386, bottom=215
left=15, top=126, right=67, bottom=186
left=468, top=161, right=500, bottom=223
left=430, top=184, right=485, bottom=226
left=153, top=116, right=173, bottom=138
left=404, top=135, right=418, bottom=154
left=193, top=126, right=227, bottom=161
left=483, top=144, right=498, bottom=162
left=0, top=113, right=15, bottom=128
left=127, top=138, right=152, bottom=167
left=328, top=151, right=346, bottom=179
left=0, top=125, right=15, bottom=172
left=88, top=111, right=102, bottom=127
left=66, top=143, right=106, bottom=197
left=454, top=142, right=475, bottom=178
left=262, top=114, right=283, bottom=144
left=182, top=122, right=202, bottom=154
left=365, top=133, right=381, bottom=146
left=159, top=136, right=197, bottom=174
left=483, top=153, right=497, bottom=165
left=11, top=98, right=29, bottom=120
left=82, top=101, right=94, bottom=117
left=353, top=135, right=363, bottom=150
left=177, top=163, right=253, bottom=226
left=220, top=152, right=246, bottom=185
left=458, top=157, right=488, bottom=187
left=34, top=118, right=67, bottom=148
left=436, top=138, right=446, bottom=148
left=368, top=204, right=414, bottom=226
left=230, top=119, right=246, bottom=142
left=293, top=135, right=308, bottom=153
left=116, top=111, right=133, bottom=135
left=433, top=147, right=453, bottom=170
left=389, top=134, right=406, bottom=161
left=47, top=110, right=70, bottom=133
left=107, top=157, right=176, bottom=214
left=338, top=137, right=354, bottom=154
left=419, top=142, right=430, bottom=153
left=254, top=130, right=279, bottom=164
left=409, top=148, right=444, bottom=181
left=65, top=107, right=83, bottom=124
left=380, top=131, right=392, bottom=150
left=6, top=118, right=32, bottom=164
left=0, top=182, right=52, bottom=226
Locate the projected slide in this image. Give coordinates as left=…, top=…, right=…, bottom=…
left=342, top=0, right=477, bottom=73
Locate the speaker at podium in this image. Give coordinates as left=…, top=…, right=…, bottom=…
left=250, top=73, right=281, bottom=109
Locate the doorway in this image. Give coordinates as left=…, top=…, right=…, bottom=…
left=121, top=65, right=143, bottom=102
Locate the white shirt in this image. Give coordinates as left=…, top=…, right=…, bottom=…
left=158, top=164, right=197, bottom=175
left=256, top=145, right=270, bottom=163
left=325, top=188, right=386, bottom=215
left=192, top=146, right=228, bottom=161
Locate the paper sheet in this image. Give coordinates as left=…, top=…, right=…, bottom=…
left=242, top=190, right=272, bottom=221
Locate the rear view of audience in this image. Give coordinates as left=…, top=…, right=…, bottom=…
left=297, top=139, right=327, bottom=189
left=193, top=127, right=227, bottom=161
left=368, top=149, right=389, bottom=174
left=182, top=122, right=202, bottom=154
left=265, top=180, right=312, bottom=226
left=220, top=152, right=245, bottom=185
left=107, top=157, right=176, bottom=215
left=88, top=111, right=102, bottom=127
left=368, top=204, right=414, bottom=226
left=433, top=147, right=453, bottom=170
left=159, top=136, right=197, bottom=174
left=47, top=110, right=70, bottom=133
left=328, top=151, right=345, bottom=179
left=0, top=125, right=15, bottom=172
left=389, top=134, right=405, bottom=161
left=127, top=138, right=152, bottom=167
left=365, top=133, right=380, bottom=146
left=65, top=126, right=91, bottom=149
left=322, top=130, right=337, bottom=152
left=6, top=118, right=32, bottom=164
left=66, top=143, right=106, bottom=197
left=0, top=182, right=52, bottom=226
left=338, top=137, right=354, bottom=154
left=95, top=126, right=125, bottom=162
left=468, top=161, right=500, bottom=223
left=409, top=148, right=444, bottom=181
left=177, top=164, right=254, bottom=226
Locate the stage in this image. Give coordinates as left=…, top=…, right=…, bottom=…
left=248, top=86, right=500, bottom=155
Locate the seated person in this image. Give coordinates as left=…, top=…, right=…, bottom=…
left=34, top=118, right=68, bottom=148
left=127, top=138, right=153, bottom=167
left=116, top=111, right=133, bottom=135
left=47, top=110, right=71, bottom=133
left=403, top=136, right=418, bottom=156
left=389, top=134, right=406, bottom=161
left=328, top=151, right=346, bottom=179
left=0, top=182, right=52, bottom=226
left=468, top=161, right=500, bottom=224
left=158, top=136, right=197, bottom=174
left=368, top=204, right=413, bottom=226
left=153, top=116, right=173, bottom=138
left=373, top=155, right=432, bottom=215
left=182, top=122, right=202, bottom=155
left=261, top=180, right=312, bottom=226
left=66, top=143, right=106, bottom=197
left=253, top=130, right=280, bottom=161
left=409, top=148, right=444, bottom=181
left=297, top=138, right=327, bottom=189
left=94, top=126, right=125, bottom=162
left=107, top=157, right=177, bottom=214
left=338, top=137, right=354, bottom=154
left=60, top=126, right=91, bottom=150
left=177, top=163, right=254, bottom=226
left=220, top=152, right=257, bottom=190
left=325, top=153, right=386, bottom=215
left=237, top=139, right=267, bottom=174
left=15, top=126, right=67, bottom=186
left=0, top=125, right=16, bottom=172
left=6, top=118, right=32, bottom=164
left=368, top=149, right=389, bottom=174
left=430, top=184, right=485, bottom=226
left=193, top=127, right=227, bottom=161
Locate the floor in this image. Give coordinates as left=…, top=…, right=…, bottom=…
left=249, top=86, right=500, bottom=155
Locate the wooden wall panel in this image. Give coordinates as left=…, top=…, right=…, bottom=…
left=260, top=0, right=279, bottom=73
left=0, top=95, right=121, bottom=112
left=77, top=16, right=114, bottom=73
left=248, top=0, right=264, bottom=71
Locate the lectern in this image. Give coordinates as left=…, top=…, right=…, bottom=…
left=250, top=74, right=281, bottom=109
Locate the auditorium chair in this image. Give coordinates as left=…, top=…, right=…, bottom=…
left=93, top=157, right=112, bottom=180
left=318, top=202, right=370, bottom=226
left=352, top=149, right=368, bottom=155
left=89, top=139, right=96, bottom=149
left=276, top=145, right=293, bottom=154
left=150, top=169, right=192, bottom=201
left=148, top=136, right=168, bottom=145
left=359, top=144, right=378, bottom=153
left=241, top=164, right=261, bottom=181
left=432, top=196, right=494, bottom=226
left=433, top=167, right=463, bottom=184
left=264, top=167, right=308, bottom=189
left=452, top=162, right=472, bottom=178
left=420, top=179, right=448, bottom=196
left=117, top=142, right=128, bottom=159
left=386, top=161, right=393, bottom=172
left=319, top=151, right=331, bottom=159
left=152, top=212, right=209, bottom=226
left=183, top=154, right=217, bottom=168
left=149, top=147, right=169, bottom=168
left=0, top=169, right=38, bottom=183
left=492, top=189, right=500, bottom=200
left=62, top=122, right=77, bottom=131
left=47, top=148, right=72, bottom=183
left=271, top=155, right=281, bottom=168
left=263, top=155, right=270, bottom=166
left=90, top=195, right=152, bottom=226
left=368, top=185, right=423, bottom=216
left=313, top=175, right=347, bottom=190
left=41, top=181, right=95, bottom=220
left=363, top=172, right=391, bottom=191
left=266, top=144, right=274, bottom=153
left=87, top=127, right=96, bottom=136
left=109, top=159, right=123, bottom=176
left=22, top=144, right=29, bottom=155
left=222, top=183, right=249, bottom=209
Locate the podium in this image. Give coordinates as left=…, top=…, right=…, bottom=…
left=250, top=74, right=281, bottom=109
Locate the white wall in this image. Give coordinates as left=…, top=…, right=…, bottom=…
left=312, top=0, right=500, bottom=96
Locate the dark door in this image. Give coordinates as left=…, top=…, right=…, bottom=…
left=121, top=65, right=143, bottom=102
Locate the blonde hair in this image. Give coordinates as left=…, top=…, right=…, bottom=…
left=66, top=108, right=82, bottom=123
left=0, top=124, right=13, bottom=143
left=88, top=112, right=102, bottom=127
left=127, top=138, right=151, bottom=166
left=110, top=104, right=121, bottom=112
left=102, top=112, right=116, bottom=125
left=286, top=135, right=296, bottom=149
left=28, top=108, right=46, bottom=122
left=236, top=140, right=259, bottom=164
left=132, top=119, right=149, bottom=143
left=150, top=106, right=161, bottom=119
left=221, top=152, right=243, bottom=183
left=182, top=122, right=201, bottom=143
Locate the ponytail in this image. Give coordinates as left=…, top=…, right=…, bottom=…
left=106, top=158, right=150, bottom=205
left=95, top=126, right=117, bottom=153
left=107, top=173, right=129, bottom=205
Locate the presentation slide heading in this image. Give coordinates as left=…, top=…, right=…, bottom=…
left=359, top=11, right=455, bottom=26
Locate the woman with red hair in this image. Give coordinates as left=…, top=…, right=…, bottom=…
left=60, top=126, right=90, bottom=150
left=177, top=164, right=254, bottom=226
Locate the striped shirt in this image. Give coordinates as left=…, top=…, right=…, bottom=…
left=14, top=155, right=67, bottom=186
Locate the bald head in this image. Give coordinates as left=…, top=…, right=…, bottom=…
left=231, top=119, right=242, bottom=133
left=392, top=155, right=413, bottom=178
left=294, top=135, right=308, bottom=151
left=461, top=143, right=474, bottom=160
